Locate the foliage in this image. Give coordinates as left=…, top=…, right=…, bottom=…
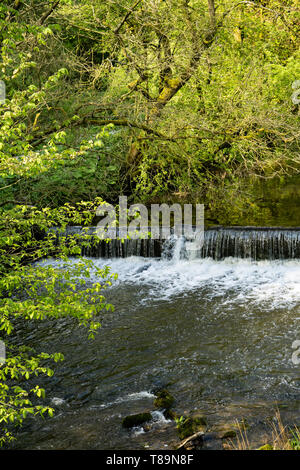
left=48, top=0, right=299, bottom=203
left=230, top=411, right=300, bottom=451
left=290, top=430, right=300, bottom=450
left=1, top=0, right=299, bottom=209
left=175, top=415, right=186, bottom=427
left=0, top=199, right=117, bottom=445
left=0, top=0, right=299, bottom=447
left=0, top=3, right=118, bottom=444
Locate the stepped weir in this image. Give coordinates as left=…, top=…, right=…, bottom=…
left=55, top=226, right=300, bottom=260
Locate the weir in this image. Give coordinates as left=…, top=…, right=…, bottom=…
left=57, top=226, right=300, bottom=260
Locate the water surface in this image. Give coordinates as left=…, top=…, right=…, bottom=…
left=12, top=255, right=300, bottom=449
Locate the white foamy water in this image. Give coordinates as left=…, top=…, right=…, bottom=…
left=37, top=255, right=300, bottom=310
left=51, top=397, right=66, bottom=406
left=97, top=391, right=155, bottom=410
left=19, top=238, right=300, bottom=450
left=131, top=411, right=172, bottom=437
left=150, top=410, right=172, bottom=424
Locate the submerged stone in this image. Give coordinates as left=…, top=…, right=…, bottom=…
left=220, top=429, right=237, bottom=439
left=122, top=412, right=152, bottom=429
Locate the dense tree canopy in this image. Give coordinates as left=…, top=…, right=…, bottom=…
left=1, top=0, right=299, bottom=208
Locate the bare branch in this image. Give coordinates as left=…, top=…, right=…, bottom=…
left=29, top=116, right=169, bottom=147
left=83, top=118, right=166, bottom=138
left=114, top=0, right=143, bottom=35
left=207, top=0, right=216, bottom=31
left=39, top=0, right=61, bottom=25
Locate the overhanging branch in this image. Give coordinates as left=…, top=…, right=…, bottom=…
left=39, top=0, right=61, bottom=25
left=113, top=0, right=143, bottom=35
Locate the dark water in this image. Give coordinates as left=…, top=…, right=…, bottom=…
left=11, top=245, right=300, bottom=449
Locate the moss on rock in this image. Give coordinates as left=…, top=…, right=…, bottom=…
left=257, top=444, right=273, bottom=450
left=153, top=390, right=175, bottom=410
left=177, top=416, right=207, bottom=440
left=163, top=409, right=178, bottom=420
left=122, top=412, right=152, bottom=429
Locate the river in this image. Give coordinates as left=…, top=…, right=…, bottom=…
left=11, top=238, right=300, bottom=449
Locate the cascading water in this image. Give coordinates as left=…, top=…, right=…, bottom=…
left=201, top=227, right=300, bottom=260
left=161, top=235, right=187, bottom=261
left=15, top=227, right=300, bottom=450
left=57, top=226, right=300, bottom=260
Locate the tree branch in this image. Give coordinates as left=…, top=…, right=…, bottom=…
left=29, top=116, right=169, bottom=147
left=207, top=0, right=216, bottom=31
left=114, top=0, right=143, bottom=35
left=39, top=0, right=61, bottom=25
left=84, top=118, right=166, bottom=138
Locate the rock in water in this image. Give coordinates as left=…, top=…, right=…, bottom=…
left=122, top=412, right=152, bottom=429
left=153, top=390, right=175, bottom=410
left=177, top=416, right=207, bottom=440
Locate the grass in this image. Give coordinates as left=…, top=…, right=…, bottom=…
left=229, top=411, right=300, bottom=450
